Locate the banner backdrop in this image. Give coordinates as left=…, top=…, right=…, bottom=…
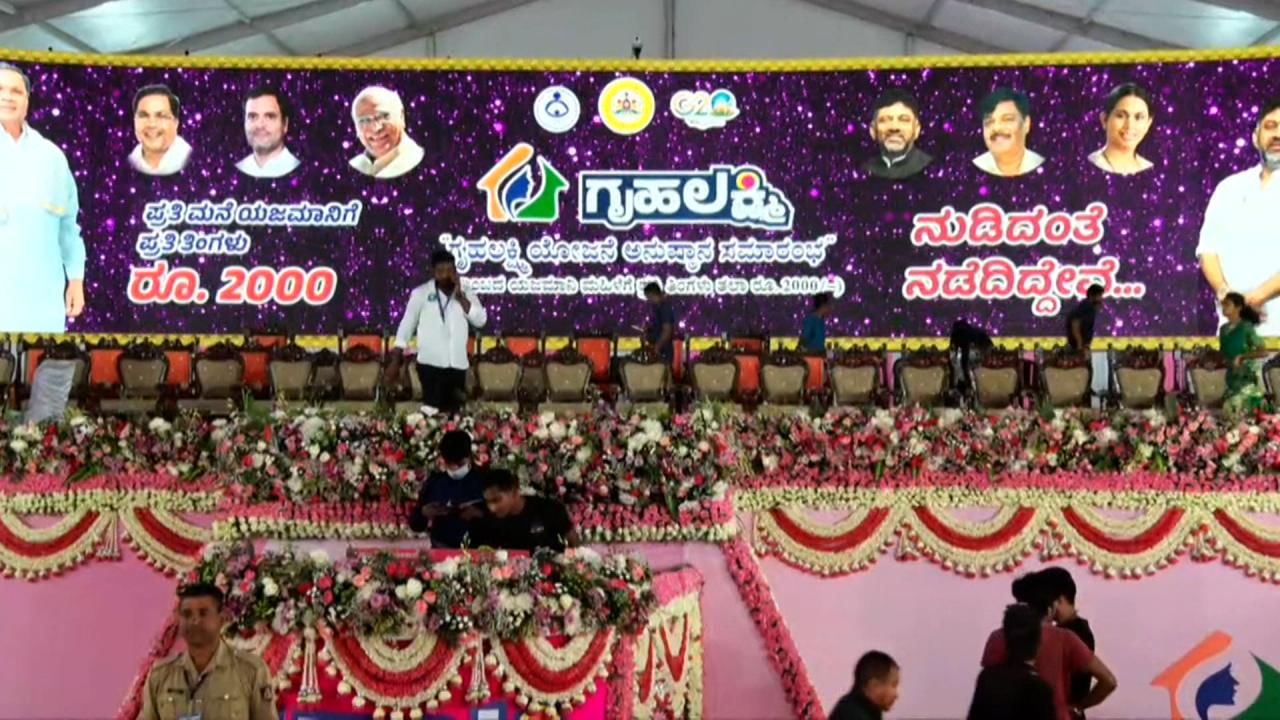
left=3, top=51, right=1277, bottom=337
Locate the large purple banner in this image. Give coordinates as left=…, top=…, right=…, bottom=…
left=3, top=52, right=1277, bottom=338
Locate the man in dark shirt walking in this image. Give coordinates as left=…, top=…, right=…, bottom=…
left=643, top=281, right=677, bottom=367
left=473, top=469, right=574, bottom=552
left=828, top=650, right=901, bottom=720
left=407, top=430, right=485, bottom=547
left=1065, top=284, right=1105, bottom=352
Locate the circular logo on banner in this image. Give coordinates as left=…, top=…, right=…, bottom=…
left=598, top=77, right=655, bottom=136
left=533, top=85, right=580, bottom=134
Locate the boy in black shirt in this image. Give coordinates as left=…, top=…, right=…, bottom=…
left=1041, top=567, right=1096, bottom=719
left=473, top=469, right=574, bottom=552
left=407, top=430, right=486, bottom=548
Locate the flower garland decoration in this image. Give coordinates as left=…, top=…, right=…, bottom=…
left=721, top=537, right=825, bottom=720
left=745, top=487, right=1280, bottom=582
left=188, top=544, right=657, bottom=646
left=119, top=507, right=212, bottom=575
left=0, top=509, right=116, bottom=579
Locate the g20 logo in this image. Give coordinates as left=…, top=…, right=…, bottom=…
left=670, top=88, right=740, bottom=131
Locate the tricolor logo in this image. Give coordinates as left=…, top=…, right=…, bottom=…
left=476, top=143, right=569, bottom=223
left=1153, top=631, right=1280, bottom=719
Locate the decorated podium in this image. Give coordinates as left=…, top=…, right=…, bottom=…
left=116, top=544, right=703, bottom=720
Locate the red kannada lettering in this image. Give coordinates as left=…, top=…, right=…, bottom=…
left=900, top=255, right=1141, bottom=317
left=126, top=261, right=204, bottom=305
left=910, top=202, right=1110, bottom=247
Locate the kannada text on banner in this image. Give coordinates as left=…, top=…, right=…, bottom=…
left=3, top=53, right=1277, bottom=336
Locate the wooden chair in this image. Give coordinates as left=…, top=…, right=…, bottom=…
left=970, top=348, right=1025, bottom=411
left=541, top=348, right=598, bottom=415
left=162, top=341, right=196, bottom=396
left=893, top=349, right=953, bottom=407
left=690, top=346, right=740, bottom=404
left=1182, top=348, right=1228, bottom=411
left=473, top=345, right=523, bottom=413
left=15, top=338, right=89, bottom=412
left=178, top=342, right=245, bottom=416
left=830, top=347, right=887, bottom=408
left=325, top=345, right=382, bottom=413
left=268, top=343, right=315, bottom=406
left=340, top=327, right=385, bottom=357
left=1265, top=354, right=1280, bottom=410
left=1037, top=349, right=1094, bottom=409
left=759, top=351, right=811, bottom=417
left=1108, top=347, right=1165, bottom=410
left=619, top=348, right=671, bottom=416
left=99, top=342, right=169, bottom=416
left=309, top=349, right=341, bottom=402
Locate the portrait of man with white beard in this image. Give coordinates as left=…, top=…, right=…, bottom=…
left=348, top=85, right=424, bottom=180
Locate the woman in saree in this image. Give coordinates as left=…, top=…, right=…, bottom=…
left=1220, top=292, right=1269, bottom=414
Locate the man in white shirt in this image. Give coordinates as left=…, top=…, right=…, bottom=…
left=236, top=86, right=299, bottom=179
left=972, top=87, right=1045, bottom=178
left=1197, top=99, right=1280, bottom=336
left=0, top=61, right=85, bottom=334
left=392, top=250, right=486, bottom=413
left=349, top=86, right=424, bottom=180
left=128, top=84, right=191, bottom=176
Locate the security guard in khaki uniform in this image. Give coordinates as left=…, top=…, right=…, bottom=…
left=138, top=582, right=278, bottom=720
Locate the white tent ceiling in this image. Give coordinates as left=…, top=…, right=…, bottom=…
left=0, top=0, right=1276, bottom=58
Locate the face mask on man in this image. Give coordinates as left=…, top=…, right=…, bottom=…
left=446, top=463, right=470, bottom=480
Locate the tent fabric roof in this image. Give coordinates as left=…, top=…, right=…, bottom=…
left=0, top=0, right=1276, bottom=58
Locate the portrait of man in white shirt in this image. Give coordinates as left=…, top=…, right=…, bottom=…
left=972, top=87, right=1045, bottom=178
left=1197, top=99, right=1280, bottom=336
left=0, top=61, right=86, bottom=334
left=128, top=84, right=191, bottom=176
left=236, top=86, right=299, bottom=179
left=349, top=85, right=424, bottom=180
left=392, top=249, right=487, bottom=414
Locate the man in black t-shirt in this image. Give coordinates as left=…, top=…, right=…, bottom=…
left=1065, top=284, right=1105, bottom=352
left=473, top=469, right=574, bottom=552
left=1041, top=567, right=1096, bottom=719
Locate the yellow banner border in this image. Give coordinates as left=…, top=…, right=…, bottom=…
left=2, top=333, right=1248, bottom=353
left=2, top=46, right=1280, bottom=73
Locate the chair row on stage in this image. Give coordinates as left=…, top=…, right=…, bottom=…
left=2, top=331, right=1278, bottom=416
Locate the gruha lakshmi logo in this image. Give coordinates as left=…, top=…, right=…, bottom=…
left=1152, top=631, right=1280, bottom=719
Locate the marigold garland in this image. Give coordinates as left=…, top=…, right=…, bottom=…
left=747, top=497, right=1280, bottom=583
left=120, top=508, right=212, bottom=575
left=490, top=629, right=614, bottom=716
left=323, top=629, right=467, bottom=711
left=905, top=506, right=1044, bottom=576
left=0, top=510, right=114, bottom=579
left=754, top=507, right=898, bottom=577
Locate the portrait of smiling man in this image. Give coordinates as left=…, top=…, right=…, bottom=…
left=348, top=85, right=424, bottom=180
left=0, top=61, right=85, bottom=334
left=1197, top=98, right=1280, bottom=336
left=128, top=83, right=190, bottom=176
left=973, top=86, right=1045, bottom=178
left=236, top=85, right=299, bottom=179
left=861, top=87, right=933, bottom=180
